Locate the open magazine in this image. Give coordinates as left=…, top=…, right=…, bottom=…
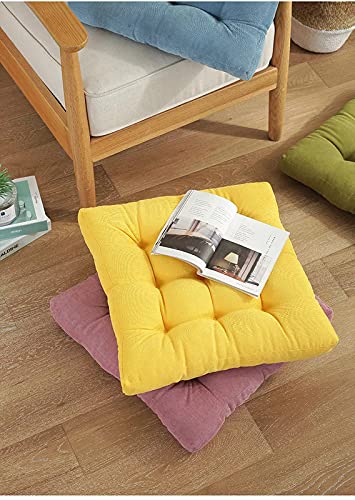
left=152, top=190, right=289, bottom=298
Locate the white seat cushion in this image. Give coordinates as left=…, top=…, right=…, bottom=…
left=1, top=2, right=275, bottom=137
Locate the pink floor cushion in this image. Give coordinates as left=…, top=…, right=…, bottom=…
left=50, top=274, right=333, bottom=452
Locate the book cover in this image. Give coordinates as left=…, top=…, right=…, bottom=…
left=0, top=228, right=51, bottom=261
left=0, top=176, right=50, bottom=240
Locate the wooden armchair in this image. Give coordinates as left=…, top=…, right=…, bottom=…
left=0, top=2, right=291, bottom=208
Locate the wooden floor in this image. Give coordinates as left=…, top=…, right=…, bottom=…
left=0, top=37, right=354, bottom=495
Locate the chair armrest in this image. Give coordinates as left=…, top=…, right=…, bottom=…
left=27, top=2, right=88, bottom=52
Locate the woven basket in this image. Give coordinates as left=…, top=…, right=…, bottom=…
left=292, top=2, right=355, bottom=53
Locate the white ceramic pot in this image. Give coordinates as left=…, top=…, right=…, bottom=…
left=0, top=182, right=20, bottom=226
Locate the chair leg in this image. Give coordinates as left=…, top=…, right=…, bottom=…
left=72, top=154, right=96, bottom=208
left=268, top=82, right=287, bottom=141
left=61, top=48, right=96, bottom=207
left=268, top=2, right=292, bottom=141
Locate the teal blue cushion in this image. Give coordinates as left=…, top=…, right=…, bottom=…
left=69, top=2, right=278, bottom=80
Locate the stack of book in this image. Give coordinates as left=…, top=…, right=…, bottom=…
left=0, top=176, right=51, bottom=261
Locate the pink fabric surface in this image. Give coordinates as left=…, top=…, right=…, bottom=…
left=50, top=274, right=333, bottom=452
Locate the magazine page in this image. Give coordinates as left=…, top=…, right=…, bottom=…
left=152, top=190, right=237, bottom=270
left=201, top=213, right=289, bottom=297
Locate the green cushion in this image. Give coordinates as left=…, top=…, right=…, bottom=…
left=280, top=99, right=355, bottom=214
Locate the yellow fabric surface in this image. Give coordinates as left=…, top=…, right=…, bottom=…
left=78, top=183, right=339, bottom=395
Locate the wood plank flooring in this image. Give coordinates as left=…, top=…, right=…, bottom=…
left=0, top=37, right=354, bottom=494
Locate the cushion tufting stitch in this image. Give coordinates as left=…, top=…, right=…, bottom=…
left=78, top=182, right=339, bottom=395
left=50, top=273, right=333, bottom=452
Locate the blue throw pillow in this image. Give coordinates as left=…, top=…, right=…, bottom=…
left=69, top=2, right=278, bottom=80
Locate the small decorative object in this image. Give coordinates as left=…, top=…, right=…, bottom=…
left=0, top=166, right=20, bottom=227
left=224, top=252, right=240, bottom=275
left=292, top=2, right=355, bottom=53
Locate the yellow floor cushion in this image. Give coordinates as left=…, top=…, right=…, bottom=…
left=78, top=182, right=338, bottom=395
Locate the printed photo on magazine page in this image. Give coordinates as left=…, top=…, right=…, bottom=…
left=201, top=212, right=289, bottom=296
left=206, top=239, right=273, bottom=289
left=158, top=216, right=222, bottom=264
left=152, top=190, right=236, bottom=270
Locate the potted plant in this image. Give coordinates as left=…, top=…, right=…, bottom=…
left=0, top=166, right=20, bottom=227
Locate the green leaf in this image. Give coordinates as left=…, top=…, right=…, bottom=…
left=0, top=166, right=14, bottom=198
